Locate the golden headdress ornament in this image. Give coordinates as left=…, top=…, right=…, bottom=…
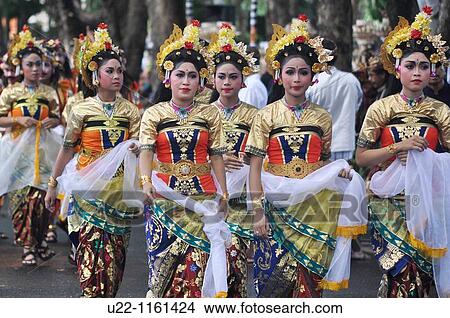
left=78, top=23, right=121, bottom=89
left=206, top=23, right=258, bottom=79
left=38, top=38, right=63, bottom=67
left=265, top=14, right=333, bottom=82
left=7, top=25, right=41, bottom=69
left=72, top=33, right=86, bottom=75
left=156, top=20, right=209, bottom=87
left=381, top=6, right=448, bottom=75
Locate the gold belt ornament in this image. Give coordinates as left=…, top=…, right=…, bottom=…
left=155, top=160, right=211, bottom=180
left=265, top=158, right=323, bottom=179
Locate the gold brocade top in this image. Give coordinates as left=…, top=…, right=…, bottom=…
left=214, top=101, right=258, bottom=155
left=357, top=94, right=450, bottom=157
left=62, top=91, right=84, bottom=123
left=139, top=101, right=226, bottom=195
left=245, top=99, right=332, bottom=163
left=64, top=96, right=140, bottom=169
left=0, top=82, right=59, bottom=138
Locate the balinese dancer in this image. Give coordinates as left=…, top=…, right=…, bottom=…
left=44, top=23, right=141, bottom=297
left=246, top=15, right=368, bottom=297
left=205, top=22, right=259, bottom=297
left=0, top=25, right=61, bottom=266
left=356, top=6, right=450, bottom=297
left=139, top=20, right=230, bottom=298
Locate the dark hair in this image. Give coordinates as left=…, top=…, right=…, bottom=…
left=151, top=82, right=172, bottom=104
left=247, top=46, right=260, bottom=65
left=399, top=39, right=437, bottom=62
left=164, top=48, right=207, bottom=74
left=18, top=46, right=42, bottom=61
left=322, top=39, right=337, bottom=66
left=82, top=50, right=122, bottom=97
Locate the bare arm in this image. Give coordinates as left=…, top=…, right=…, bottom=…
left=355, top=135, right=429, bottom=168
left=210, top=155, right=227, bottom=195
left=44, top=146, right=75, bottom=211
left=249, top=155, right=269, bottom=238
left=139, top=149, right=156, bottom=201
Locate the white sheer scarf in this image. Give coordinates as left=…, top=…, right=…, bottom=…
left=260, top=159, right=368, bottom=289
left=370, top=149, right=450, bottom=297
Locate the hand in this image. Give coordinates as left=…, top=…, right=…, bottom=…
left=396, top=136, right=429, bottom=152
left=16, top=116, right=38, bottom=128
left=338, top=168, right=353, bottom=180
left=128, top=142, right=140, bottom=156
left=142, top=182, right=156, bottom=204
left=42, top=117, right=60, bottom=129
left=224, top=151, right=244, bottom=172
left=396, top=150, right=408, bottom=166
left=253, top=208, right=269, bottom=239
left=45, top=187, right=58, bottom=213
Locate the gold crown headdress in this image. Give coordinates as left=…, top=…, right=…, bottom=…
left=38, top=38, right=63, bottom=67
left=7, top=25, right=41, bottom=75
left=205, top=23, right=258, bottom=80
left=265, top=14, right=333, bottom=82
left=78, top=23, right=121, bottom=89
left=381, top=6, right=448, bottom=76
left=156, top=20, right=209, bottom=87
left=72, top=33, right=86, bottom=75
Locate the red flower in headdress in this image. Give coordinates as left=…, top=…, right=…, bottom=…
left=298, top=14, right=308, bottom=22
left=422, top=5, right=433, bottom=15
left=104, top=42, right=112, bottom=50
left=222, top=44, right=232, bottom=52
left=191, top=20, right=201, bottom=27
left=97, top=22, right=108, bottom=30
left=221, top=23, right=232, bottom=29
left=22, top=25, right=29, bottom=32
left=79, top=33, right=85, bottom=41
left=295, top=36, right=306, bottom=43
left=184, top=41, right=194, bottom=49
left=411, top=29, right=422, bottom=39
left=27, top=41, right=34, bottom=48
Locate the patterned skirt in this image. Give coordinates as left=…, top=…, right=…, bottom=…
left=145, top=205, right=249, bottom=298
left=254, top=237, right=323, bottom=298
left=370, top=196, right=433, bottom=298
left=76, top=222, right=130, bottom=298
left=9, top=186, right=51, bottom=248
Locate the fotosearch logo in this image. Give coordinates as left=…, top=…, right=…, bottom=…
left=69, top=189, right=374, bottom=228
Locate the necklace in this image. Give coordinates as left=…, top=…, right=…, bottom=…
left=95, top=94, right=117, bottom=118
left=282, top=97, right=309, bottom=120
left=399, top=92, right=425, bottom=109
left=170, top=99, right=195, bottom=124
left=216, top=98, right=241, bottom=120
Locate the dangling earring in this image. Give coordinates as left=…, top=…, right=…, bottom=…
left=92, top=70, right=99, bottom=87
left=15, top=66, right=20, bottom=77
left=431, top=63, right=437, bottom=77
left=164, top=79, right=171, bottom=89
left=395, top=64, right=401, bottom=79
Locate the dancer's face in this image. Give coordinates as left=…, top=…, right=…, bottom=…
left=170, top=62, right=199, bottom=102
left=98, top=58, right=123, bottom=92
left=281, top=57, right=313, bottom=99
left=21, top=53, right=42, bottom=83
left=397, top=52, right=430, bottom=93
left=214, top=63, right=243, bottom=99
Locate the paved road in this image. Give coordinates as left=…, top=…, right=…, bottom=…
left=0, top=207, right=423, bottom=298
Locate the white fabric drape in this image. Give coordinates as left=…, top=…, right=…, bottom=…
left=150, top=170, right=232, bottom=298
left=261, top=159, right=368, bottom=288
left=370, top=149, right=450, bottom=297
left=0, top=127, right=62, bottom=196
